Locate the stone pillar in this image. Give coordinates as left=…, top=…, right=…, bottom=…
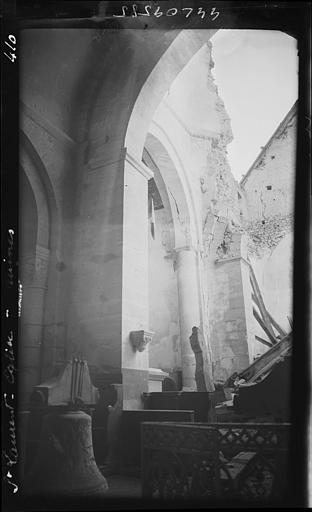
left=121, top=152, right=154, bottom=409
left=20, top=245, right=49, bottom=404
left=175, top=246, right=201, bottom=390
left=66, top=148, right=154, bottom=411
left=210, top=233, right=254, bottom=383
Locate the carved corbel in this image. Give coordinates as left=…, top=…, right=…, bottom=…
left=129, top=330, right=154, bottom=352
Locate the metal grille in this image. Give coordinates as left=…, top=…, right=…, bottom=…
left=141, top=422, right=290, bottom=502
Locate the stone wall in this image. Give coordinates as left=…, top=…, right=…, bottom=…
left=241, top=104, right=296, bottom=333
left=242, top=105, right=296, bottom=253
left=242, top=118, right=295, bottom=209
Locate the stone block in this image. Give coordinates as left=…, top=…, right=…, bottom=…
left=142, top=391, right=215, bottom=422
left=122, top=368, right=149, bottom=410
left=224, top=309, right=245, bottom=322
left=148, top=367, right=169, bottom=392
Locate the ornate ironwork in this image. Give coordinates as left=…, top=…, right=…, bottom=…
left=142, top=422, right=290, bottom=502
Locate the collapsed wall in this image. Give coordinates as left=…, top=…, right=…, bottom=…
left=241, top=104, right=296, bottom=334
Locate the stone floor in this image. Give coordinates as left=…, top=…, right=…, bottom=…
left=104, top=475, right=142, bottom=498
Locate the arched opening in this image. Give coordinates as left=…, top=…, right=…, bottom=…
left=125, top=29, right=217, bottom=161
left=143, top=129, right=204, bottom=390
left=122, top=31, right=218, bottom=392
left=19, top=130, right=66, bottom=391
left=19, top=133, right=62, bottom=404
left=19, top=165, right=49, bottom=405
left=143, top=146, right=181, bottom=387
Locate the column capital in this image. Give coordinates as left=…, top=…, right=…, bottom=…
left=124, top=149, right=154, bottom=180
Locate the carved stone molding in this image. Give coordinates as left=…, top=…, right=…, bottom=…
left=125, top=150, right=154, bottom=180
left=20, top=101, right=77, bottom=149
left=129, top=330, right=154, bottom=352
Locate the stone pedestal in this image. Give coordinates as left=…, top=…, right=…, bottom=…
left=148, top=367, right=169, bottom=392
left=175, top=247, right=201, bottom=390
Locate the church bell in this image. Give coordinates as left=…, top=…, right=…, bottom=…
left=25, top=409, right=108, bottom=497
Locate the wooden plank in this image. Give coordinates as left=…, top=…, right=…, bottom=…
left=251, top=292, right=258, bottom=305
left=255, top=335, right=273, bottom=348
left=249, top=267, right=276, bottom=339
left=238, top=332, right=291, bottom=384
left=253, top=290, right=287, bottom=338
left=266, top=311, right=287, bottom=337
left=253, top=308, right=277, bottom=345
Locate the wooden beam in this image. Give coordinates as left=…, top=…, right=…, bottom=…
left=255, top=335, right=273, bottom=348
left=251, top=292, right=261, bottom=308
left=253, top=308, right=278, bottom=345
left=249, top=267, right=276, bottom=340
left=252, top=289, right=287, bottom=338
left=266, top=311, right=287, bottom=337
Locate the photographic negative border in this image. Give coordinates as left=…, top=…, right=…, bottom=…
left=1, top=1, right=311, bottom=510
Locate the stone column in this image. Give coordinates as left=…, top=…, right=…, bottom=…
left=20, top=245, right=49, bottom=404
left=175, top=246, right=201, bottom=390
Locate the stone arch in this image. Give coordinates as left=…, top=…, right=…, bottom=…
left=121, top=30, right=218, bottom=390
left=143, top=146, right=175, bottom=251
left=123, top=30, right=219, bottom=254
left=19, top=131, right=60, bottom=253
left=19, top=132, right=61, bottom=403
left=61, top=28, right=218, bottom=399
left=143, top=137, right=183, bottom=381
left=144, top=131, right=193, bottom=249
left=125, top=29, right=217, bottom=162
left=20, top=164, right=49, bottom=251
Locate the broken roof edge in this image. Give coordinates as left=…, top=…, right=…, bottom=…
left=240, top=100, right=298, bottom=188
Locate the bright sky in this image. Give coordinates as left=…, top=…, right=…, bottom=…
left=211, top=30, right=299, bottom=181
